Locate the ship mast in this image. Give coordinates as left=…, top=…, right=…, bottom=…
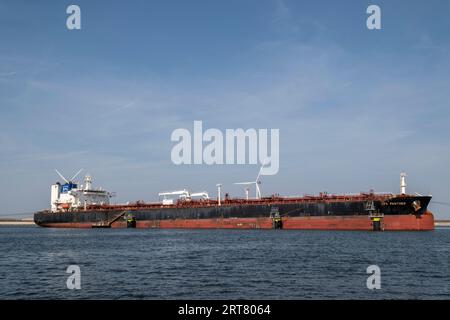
left=216, top=184, right=222, bottom=206
left=400, top=172, right=407, bottom=195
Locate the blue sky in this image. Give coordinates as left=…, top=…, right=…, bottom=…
left=1, top=0, right=450, bottom=218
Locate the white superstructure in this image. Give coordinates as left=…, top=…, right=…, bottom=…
left=50, top=170, right=112, bottom=212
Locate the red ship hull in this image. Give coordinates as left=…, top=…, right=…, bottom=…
left=37, top=211, right=435, bottom=231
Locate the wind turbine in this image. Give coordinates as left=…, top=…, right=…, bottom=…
left=234, top=161, right=267, bottom=199
left=55, top=169, right=84, bottom=183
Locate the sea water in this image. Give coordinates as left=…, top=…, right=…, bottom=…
left=0, top=226, right=449, bottom=299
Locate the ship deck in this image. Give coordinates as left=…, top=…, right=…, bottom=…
left=37, top=192, right=398, bottom=214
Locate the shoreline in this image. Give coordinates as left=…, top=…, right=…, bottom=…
left=0, top=220, right=35, bottom=226
left=435, top=220, right=450, bottom=227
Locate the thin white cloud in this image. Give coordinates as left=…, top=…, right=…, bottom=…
left=0, top=71, right=16, bottom=77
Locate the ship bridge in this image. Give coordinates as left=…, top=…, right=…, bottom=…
left=51, top=170, right=113, bottom=212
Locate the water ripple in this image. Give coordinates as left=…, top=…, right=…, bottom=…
left=0, top=226, right=449, bottom=299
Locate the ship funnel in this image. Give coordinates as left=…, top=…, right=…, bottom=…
left=400, top=172, right=407, bottom=195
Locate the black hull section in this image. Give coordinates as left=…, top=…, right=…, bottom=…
left=34, top=195, right=431, bottom=226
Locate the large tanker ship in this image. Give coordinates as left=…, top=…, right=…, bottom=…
left=33, top=170, right=434, bottom=231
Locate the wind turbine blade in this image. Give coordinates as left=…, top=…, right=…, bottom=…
left=256, top=184, right=261, bottom=199
left=256, top=160, right=268, bottom=182
left=234, top=182, right=255, bottom=185
left=70, top=168, right=84, bottom=181
left=55, top=169, right=69, bottom=184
